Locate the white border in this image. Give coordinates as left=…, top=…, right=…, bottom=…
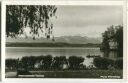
left=123, top=0, right=127, bottom=81
left=1, top=0, right=127, bottom=82
left=126, top=0, right=128, bottom=80
left=1, top=0, right=5, bottom=81
left=1, top=0, right=125, bottom=5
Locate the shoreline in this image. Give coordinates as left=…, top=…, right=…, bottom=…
left=6, top=47, right=101, bottom=49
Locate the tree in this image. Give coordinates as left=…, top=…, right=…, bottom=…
left=52, top=56, right=67, bottom=70
left=40, top=55, right=53, bottom=70
left=6, top=5, right=57, bottom=39
left=114, top=58, right=123, bottom=69
left=115, top=25, right=123, bottom=57
left=6, top=59, right=18, bottom=70
left=101, top=25, right=123, bottom=57
left=21, top=56, right=37, bottom=70
left=101, top=31, right=110, bottom=52
left=68, top=56, right=84, bottom=70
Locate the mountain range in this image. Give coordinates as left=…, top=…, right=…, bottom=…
left=6, top=36, right=102, bottom=44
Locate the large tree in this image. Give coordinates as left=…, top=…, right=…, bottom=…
left=115, top=25, right=123, bottom=57
left=6, top=5, right=57, bottom=39
left=101, top=25, right=123, bottom=57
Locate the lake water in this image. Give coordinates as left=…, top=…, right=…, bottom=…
left=6, top=47, right=103, bottom=66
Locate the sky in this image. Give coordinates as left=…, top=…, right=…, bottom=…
left=7, top=5, right=123, bottom=40
left=51, top=5, right=123, bottom=38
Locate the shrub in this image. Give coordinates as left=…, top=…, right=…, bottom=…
left=41, top=55, right=53, bottom=70
left=93, top=57, right=114, bottom=69
left=114, top=58, right=123, bottom=69
left=6, top=59, right=18, bottom=70
left=52, top=56, right=67, bottom=70
left=68, top=56, right=84, bottom=70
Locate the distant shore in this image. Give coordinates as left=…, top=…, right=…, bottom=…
left=6, top=42, right=101, bottom=47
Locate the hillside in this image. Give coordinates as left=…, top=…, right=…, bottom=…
left=6, top=36, right=101, bottom=44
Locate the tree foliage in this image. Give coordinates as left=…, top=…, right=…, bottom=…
left=101, top=25, right=123, bottom=57
left=6, top=5, right=57, bottom=39
left=40, top=55, right=53, bottom=70
left=68, top=56, right=84, bottom=70
left=6, top=59, right=18, bottom=70
left=114, top=58, right=123, bottom=69
left=52, top=56, right=67, bottom=70
left=93, top=57, right=114, bottom=69
left=6, top=55, right=86, bottom=70
left=20, top=56, right=37, bottom=70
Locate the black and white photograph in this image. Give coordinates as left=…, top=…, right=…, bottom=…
left=5, top=4, right=123, bottom=79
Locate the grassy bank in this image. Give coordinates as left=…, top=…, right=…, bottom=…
left=6, top=70, right=123, bottom=79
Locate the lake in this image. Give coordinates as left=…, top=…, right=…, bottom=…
left=6, top=47, right=103, bottom=66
